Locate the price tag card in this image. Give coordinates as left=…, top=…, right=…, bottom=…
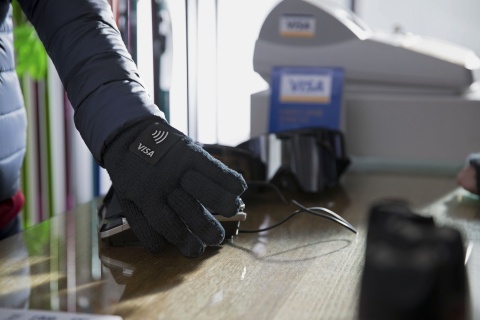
left=269, top=66, right=344, bottom=133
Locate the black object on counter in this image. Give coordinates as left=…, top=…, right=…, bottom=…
left=359, top=199, right=468, bottom=320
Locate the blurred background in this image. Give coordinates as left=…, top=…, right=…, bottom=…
left=12, top=0, right=480, bottom=228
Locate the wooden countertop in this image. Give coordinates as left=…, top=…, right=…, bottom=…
left=0, top=171, right=479, bottom=319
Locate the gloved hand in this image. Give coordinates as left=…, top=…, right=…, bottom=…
left=103, top=117, right=247, bottom=257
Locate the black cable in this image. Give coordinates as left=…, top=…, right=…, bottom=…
left=239, top=182, right=357, bottom=235
left=292, top=200, right=357, bottom=234
left=239, top=208, right=302, bottom=233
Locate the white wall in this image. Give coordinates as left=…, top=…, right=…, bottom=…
left=215, top=0, right=282, bottom=146
left=356, top=0, right=480, bottom=56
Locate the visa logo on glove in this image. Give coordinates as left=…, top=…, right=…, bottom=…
left=280, top=74, right=332, bottom=103
left=138, top=143, right=154, bottom=157
left=130, top=122, right=182, bottom=165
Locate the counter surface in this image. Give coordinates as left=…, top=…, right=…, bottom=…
left=1, top=171, right=479, bottom=319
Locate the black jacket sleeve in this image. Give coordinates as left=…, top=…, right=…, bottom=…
left=17, top=0, right=165, bottom=165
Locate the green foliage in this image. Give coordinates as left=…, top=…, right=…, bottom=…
left=23, top=221, right=52, bottom=255
left=12, top=1, right=47, bottom=80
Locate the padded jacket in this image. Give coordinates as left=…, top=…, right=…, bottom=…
left=0, top=0, right=164, bottom=201
left=0, top=2, right=26, bottom=201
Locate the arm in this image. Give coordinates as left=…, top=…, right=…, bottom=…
left=17, top=0, right=247, bottom=257
left=17, top=0, right=163, bottom=164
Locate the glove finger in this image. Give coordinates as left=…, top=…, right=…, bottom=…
left=168, top=188, right=225, bottom=245
left=182, top=170, right=242, bottom=217
left=188, top=144, right=247, bottom=195
left=120, top=199, right=166, bottom=253
left=143, top=202, right=207, bottom=258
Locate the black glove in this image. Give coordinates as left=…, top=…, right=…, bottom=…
left=103, top=117, right=247, bottom=257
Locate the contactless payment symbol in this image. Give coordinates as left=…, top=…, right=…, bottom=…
left=152, top=130, right=168, bottom=144
left=129, top=122, right=181, bottom=165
